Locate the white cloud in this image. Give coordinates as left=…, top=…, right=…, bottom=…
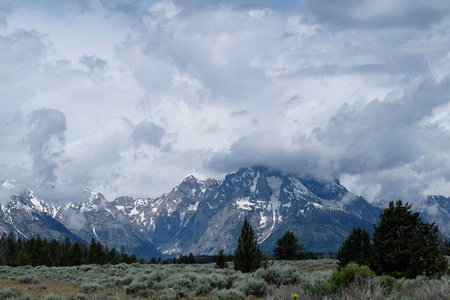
left=1, top=0, right=450, bottom=205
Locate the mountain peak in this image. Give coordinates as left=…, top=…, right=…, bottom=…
left=89, top=192, right=105, bottom=205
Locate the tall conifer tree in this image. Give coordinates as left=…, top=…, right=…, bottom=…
left=372, top=200, right=447, bottom=278
left=234, top=218, right=263, bottom=273
left=337, top=226, right=372, bottom=268
left=274, top=231, right=305, bottom=260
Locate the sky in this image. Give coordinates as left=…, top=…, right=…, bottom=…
left=2, top=0, right=450, bottom=204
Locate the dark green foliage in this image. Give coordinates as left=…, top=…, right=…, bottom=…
left=214, top=248, right=227, bottom=269
left=307, top=263, right=375, bottom=296
left=273, top=231, right=305, bottom=260
left=442, top=237, right=450, bottom=255
left=234, top=218, right=263, bottom=273
left=0, top=288, right=17, bottom=300
left=337, top=226, right=372, bottom=268
left=0, top=233, right=138, bottom=267
left=188, top=252, right=195, bottom=264
left=372, top=199, right=448, bottom=278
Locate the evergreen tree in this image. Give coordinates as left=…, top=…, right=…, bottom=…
left=337, top=226, right=372, bottom=268
left=188, top=252, right=195, bottom=264
left=214, top=248, right=226, bottom=269
left=273, top=231, right=305, bottom=260
left=234, top=218, right=263, bottom=273
left=372, top=200, right=448, bottom=278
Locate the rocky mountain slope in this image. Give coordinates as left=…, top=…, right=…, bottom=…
left=2, top=167, right=449, bottom=258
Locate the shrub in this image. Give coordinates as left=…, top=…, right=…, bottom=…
left=234, top=277, right=268, bottom=297
left=377, top=275, right=402, bottom=293
left=0, top=288, right=18, bottom=300
left=331, top=263, right=375, bottom=289
left=80, top=283, right=100, bottom=294
left=72, top=294, right=86, bottom=300
left=211, top=288, right=245, bottom=300
left=42, top=294, right=65, bottom=300
left=125, top=282, right=147, bottom=295
left=306, top=263, right=376, bottom=297
left=256, top=264, right=300, bottom=286
left=115, top=275, right=134, bottom=286
left=17, top=275, right=38, bottom=284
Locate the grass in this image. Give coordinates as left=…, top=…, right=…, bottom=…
left=0, top=259, right=447, bottom=299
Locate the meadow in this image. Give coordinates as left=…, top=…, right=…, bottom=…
left=0, top=259, right=448, bottom=299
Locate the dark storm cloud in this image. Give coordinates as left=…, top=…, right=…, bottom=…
left=132, top=121, right=165, bottom=147
left=304, top=0, right=448, bottom=30
left=25, top=109, right=67, bottom=183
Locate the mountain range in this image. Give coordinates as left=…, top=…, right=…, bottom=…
left=1, top=166, right=449, bottom=259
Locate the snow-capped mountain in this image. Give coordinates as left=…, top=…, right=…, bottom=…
left=0, top=189, right=81, bottom=242
left=53, top=192, right=161, bottom=259
left=418, top=195, right=450, bottom=236
left=110, top=166, right=382, bottom=255
left=9, top=166, right=450, bottom=258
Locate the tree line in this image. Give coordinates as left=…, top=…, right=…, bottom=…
left=0, top=233, right=139, bottom=267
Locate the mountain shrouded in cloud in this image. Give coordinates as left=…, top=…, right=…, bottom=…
left=1, top=0, right=450, bottom=204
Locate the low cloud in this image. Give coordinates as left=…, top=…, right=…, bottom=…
left=25, top=109, right=67, bottom=184
left=206, top=76, right=450, bottom=204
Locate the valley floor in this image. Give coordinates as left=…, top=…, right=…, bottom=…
left=0, top=259, right=448, bottom=299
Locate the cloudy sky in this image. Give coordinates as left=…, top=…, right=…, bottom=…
left=2, top=0, right=450, bottom=204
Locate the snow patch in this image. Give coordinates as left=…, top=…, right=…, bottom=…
left=289, top=177, right=311, bottom=198
left=14, top=226, right=28, bottom=239
left=282, top=202, right=292, bottom=208
left=259, top=211, right=267, bottom=227
left=180, top=212, right=186, bottom=226
left=129, top=207, right=139, bottom=216
left=236, top=197, right=254, bottom=211
left=250, top=172, right=260, bottom=193
left=92, top=226, right=98, bottom=238
left=188, top=201, right=199, bottom=211
left=30, top=197, right=43, bottom=212
left=260, top=176, right=283, bottom=243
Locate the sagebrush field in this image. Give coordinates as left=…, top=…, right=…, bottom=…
left=0, top=259, right=449, bottom=299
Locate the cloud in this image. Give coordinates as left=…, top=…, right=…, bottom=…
left=132, top=121, right=165, bottom=147
left=206, top=76, right=450, bottom=203
left=25, top=109, right=67, bottom=184
left=78, top=0, right=93, bottom=14
left=79, top=55, right=107, bottom=73
left=0, top=2, right=13, bottom=27
left=304, top=0, right=449, bottom=29
left=2, top=0, right=450, bottom=206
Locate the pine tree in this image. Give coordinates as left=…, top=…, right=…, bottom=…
left=214, top=248, right=227, bottom=269
left=337, top=226, right=372, bottom=268
left=273, top=231, right=305, bottom=260
left=188, top=252, right=195, bottom=264
left=234, top=218, right=263, bottom=273
left=372, top=200, right=448, bottom=278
